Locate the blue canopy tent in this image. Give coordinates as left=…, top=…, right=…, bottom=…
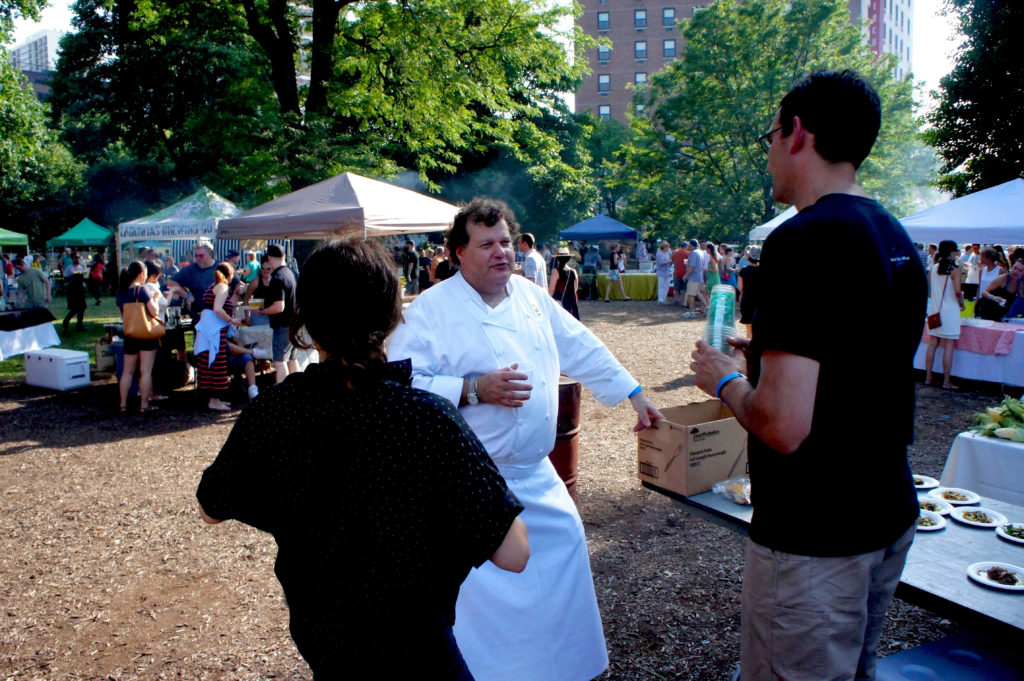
left=558, top=215, right=639, bottom=241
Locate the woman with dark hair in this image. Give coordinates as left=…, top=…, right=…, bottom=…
left=62, top=254, right=87, bottom=332
left=116, top=261, right=160, bottom=412
left=924, top=239, right=965, bottom=389
left=194, top=262, right=236, bottom=411
left=602, top=244, right=630, bottom=302
left=705, top=242, right=722, bottom=289
left=549, top=246, right=580, bottom=320
left=977, top=258, right=1024, bottom=321
left=197, top=238, right=529, bottom=680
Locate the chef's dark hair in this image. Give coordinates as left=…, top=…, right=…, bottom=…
left=445, top=197, right=520, bottom=267
left=290, top=239, right=401, bottom=378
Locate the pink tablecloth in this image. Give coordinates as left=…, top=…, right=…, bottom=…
left=923, top=319, right=1017, bottom=355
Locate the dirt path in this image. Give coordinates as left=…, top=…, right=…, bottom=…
left=0, top=299, right=997, bottom=679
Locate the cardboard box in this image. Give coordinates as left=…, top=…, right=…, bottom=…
left=95, top=337, right=115, bottom=372
left=637, top=399, right=748, bottom=496
left=24, top=348, right=91, bottom=391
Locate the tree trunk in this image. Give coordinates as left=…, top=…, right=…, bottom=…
left=305, top=0, right=351, bottom=115
left=240, top=0, right=301, bottom=118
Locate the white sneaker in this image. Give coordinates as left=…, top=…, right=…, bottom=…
left=248, top=385, right=259, bottom=399
left=682, top=311, right=695, bottom=319
left=253, top=348, right=272, bottom=360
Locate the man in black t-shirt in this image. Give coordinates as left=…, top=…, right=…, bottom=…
left=403, top=240, right=419, bottom=295
left=691, top=71, right=927, bottom=681
left=254, top=244, right=298, bottom=383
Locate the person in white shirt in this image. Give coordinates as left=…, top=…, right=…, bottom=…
left=516, top=232, right=547, bottom=289
left=963, top=243, right=981, bottom=301
left=389, top=197, right=662, bottom=681
left=682, top=238, right=708, bottom=318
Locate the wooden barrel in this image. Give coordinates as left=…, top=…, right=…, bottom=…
left=548, top=376, right=582, bottom=504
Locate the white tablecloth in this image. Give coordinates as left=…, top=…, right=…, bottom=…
left=940, top=431, right=1024, bottom=506
left=0, top=323, right=60, bottom=361
left=913, top=321, right=1024, bottom=386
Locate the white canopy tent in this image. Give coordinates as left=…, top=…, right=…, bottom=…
left=900, top=178, right=1024, bottom=244
left=217, top=172, right=459, bottom=240
left=747, top=206, right=798, bottom=244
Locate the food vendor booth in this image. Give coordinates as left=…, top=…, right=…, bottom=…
left=557, top=215, right=648, bottom=300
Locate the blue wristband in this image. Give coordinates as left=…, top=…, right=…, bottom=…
left=628, top=385, right=643, bottom=398
left=715, top=372, right=745, bottom=399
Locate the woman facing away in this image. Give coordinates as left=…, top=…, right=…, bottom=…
left=654, top=240, right=673, bottom=304
left=924, top=239, right=965, bottom=390
left=549, top=246, right=581, bottom=320
left=116, top=261, right=160, bottom=412
left=62, top=254, right=87, bottom=332
left=196, top=238, right=528, bottom=680
left=704, top=242, right=722, bottom=289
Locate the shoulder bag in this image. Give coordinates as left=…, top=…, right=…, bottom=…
left=926, top=271, right=949, bottom=330
left=123, top=287, right=166, bottom=340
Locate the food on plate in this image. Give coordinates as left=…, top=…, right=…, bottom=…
left=1003, top=524, right=1024, bottom=539
left=962, top=510, right=992, bottom=524
left=985, top=566, right=1023, bottom=586
left=919, top=501, right=943, bottom=513
left=941, top=490, right=970, bottom=501
left=917, top=515, right=938, bottom=528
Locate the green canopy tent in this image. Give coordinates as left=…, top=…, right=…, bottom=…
left=45, top=219, right=114, bottom=249
left=0, top=227, right=29, bottom=248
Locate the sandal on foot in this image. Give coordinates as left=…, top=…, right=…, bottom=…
left=139, top=405, right=159, bottom=413
left=943, top=383, right=960, bottom=391
left=208, top=402, right=231, bottom=412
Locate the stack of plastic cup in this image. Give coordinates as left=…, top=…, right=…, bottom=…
left=704, top=285, right=737, bottom=354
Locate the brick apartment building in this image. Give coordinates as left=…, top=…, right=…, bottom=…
left=575, top=0, right=914, bottom=123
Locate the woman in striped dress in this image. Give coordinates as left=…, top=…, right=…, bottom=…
left=195, top=262, right=236, bottom=411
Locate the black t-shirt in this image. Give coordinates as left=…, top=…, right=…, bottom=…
left=738, top=264, right=761, bottom=324
left=196, top=360, right=523, bottom=673
left=434, top=259, right=455, bottom=281
left=170, top=263, right=216, bottom=318
left=405, top=250, right=419, bottom=277
left=264, top=265, right=297, bottom=329
left=748, top=194, right=926, bottom=557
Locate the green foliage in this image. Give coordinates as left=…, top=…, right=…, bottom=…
left=923, top=0, right=1024, bottom=196
left=586, top=117, right=634, bottom=218
left=50, top=0, right=593, bottom=211
left=0, top=0, right=46, bottom=42
left=615, top=0, right=924, bottom=244
left=0, top=51, right=84, bottom=243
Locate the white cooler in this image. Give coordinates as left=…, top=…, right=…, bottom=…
left=25, top=348, right=91, bottom=391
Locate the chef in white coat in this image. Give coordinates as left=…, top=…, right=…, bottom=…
left=388, top=197, right=663, bottom=681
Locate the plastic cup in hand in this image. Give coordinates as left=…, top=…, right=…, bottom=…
left=704, top=285, right=737, bottom=354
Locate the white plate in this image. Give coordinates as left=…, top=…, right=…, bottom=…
left=928, top=487, right=981, bottom=505
left=950, top=507, right=1008, bottom=528
left=916, top=510, right=946, bottom=531
left=918, top=497, right=953, bottom=516
left=967, top=562, right=1024, bottom=591
left=996, top=523, right=1024, bottom=545
left=913, top=474, right=939, bottom=490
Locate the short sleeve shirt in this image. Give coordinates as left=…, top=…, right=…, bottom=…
left=115, top=284, right=154, bottom=312
left=748, top=194, right=926, bottom=556
left=686, top=250, right=705, bottom=280
left=521, top=249, right=547, bottom=289
left=18, top=268, right=48, bottom=307
left=264, top=265, right=296, bottom=329
left=196, top=360, right=523, bottom=662
left=170, top=263, right=216, bottom=316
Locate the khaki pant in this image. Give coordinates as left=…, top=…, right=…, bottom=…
left=740, top=524, right=914, bottom=681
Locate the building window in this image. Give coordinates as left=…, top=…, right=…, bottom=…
left=635, top=9, right=647, bottom=29
left=663, top=7, right=676, bottom=28
left=597, top=45, right=610, bottom=63
left=598, top=105, right=611, bottom=120
left=663, top=39, right=676, bottom=58
left=597, top=11, right=610, bottom=31
left=634, top=41, right=647, bottom=60
left=635, top=72, right=647, bottom=84
left=598, top=74, right=611, bottom=92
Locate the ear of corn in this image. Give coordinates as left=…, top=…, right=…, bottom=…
left=972, top=397, right=1024, bottom=439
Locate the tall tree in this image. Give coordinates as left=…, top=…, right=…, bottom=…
left=586, top=117, right=633, bottom=219
left=0, top=51, right=83, bottom=242
left=615, top=0, right=923, bottom=244
left=923, top=0, right=1024, bottom=196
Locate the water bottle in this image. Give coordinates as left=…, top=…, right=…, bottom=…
left=704, top=285, right=737, bottom=354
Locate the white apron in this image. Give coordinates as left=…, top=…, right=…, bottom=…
left=389, top=273, right=639, bottom=681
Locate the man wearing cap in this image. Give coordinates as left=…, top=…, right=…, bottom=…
left=681, top=238, right=707, bottom=318
left=389, top=197, right=662, bottom=681
left=252, top=244, right=297, bottom=382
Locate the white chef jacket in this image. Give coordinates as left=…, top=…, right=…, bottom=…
left=388, top=271, right=639, bottom=681
left=389, top=271, right=637, bottom=473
